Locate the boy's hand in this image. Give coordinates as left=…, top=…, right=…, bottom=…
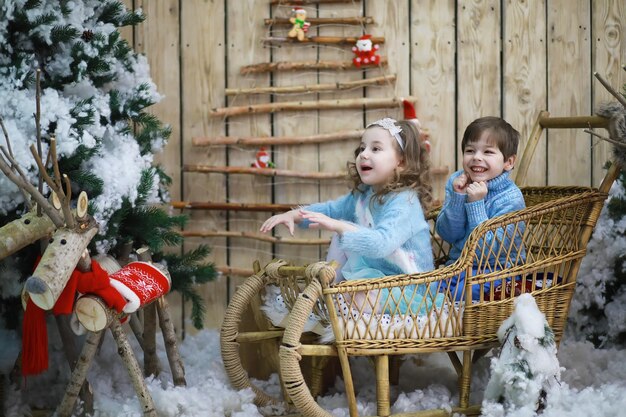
left=453, top=172, right=471, bottom=193
left=466, top=181, right=487, bottom=202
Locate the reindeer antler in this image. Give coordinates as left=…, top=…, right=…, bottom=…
left=0, top=143, right=64, bottom=227
left=29, top=138, right=75, bottom=229
left=0, top=118, right=33, bottom=211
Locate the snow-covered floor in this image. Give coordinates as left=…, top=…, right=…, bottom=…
left=2, top=325, right=626, bottom=417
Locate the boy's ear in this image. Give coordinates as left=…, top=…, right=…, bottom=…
left=504, top=154, right=517, bottom=171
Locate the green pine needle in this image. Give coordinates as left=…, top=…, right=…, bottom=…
left=51, top=24, right=79, bottom=44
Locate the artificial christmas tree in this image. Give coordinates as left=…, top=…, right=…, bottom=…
left=0, top=0, right=215, bottom=330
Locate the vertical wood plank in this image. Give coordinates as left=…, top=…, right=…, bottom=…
left=317, top=2, right=363, bottom=252
left=135, top=0, right=181, bottom=201
left=365, top=0, right=410, bottom=122
left=225, top=0, right=277, bottom=379
left=181, top=0, right=228, bottom=331
left=503, top=0, right=548, bottom=186
left=273, top=3, right=320, bottom=266
left=547, top=0, right=591, bottom=186
left=134, top=1, right=185, bottom=336
left=119, top=0, right=134, bottom=45
left=410, top=0, right=456, bottom=200
left=226, top=2, right=272, bottom=291
left=592, top=0, right=625, bottom=185
left=457, top=0, right=501, bottom=171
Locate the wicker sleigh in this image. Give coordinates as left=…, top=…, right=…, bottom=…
left=220, top=114, right=619, bottom=417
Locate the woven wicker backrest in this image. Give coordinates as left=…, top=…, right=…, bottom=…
left=316, top=187, right=608, bottom=347
left=461, top=187, right=608, bottom=342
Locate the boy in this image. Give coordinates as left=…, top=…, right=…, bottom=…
left=436, top=116, right=526, bottom=300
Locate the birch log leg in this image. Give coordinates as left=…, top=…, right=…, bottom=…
left=56, top=314, right=94, bottom=415
left=156, top=296, right=186, bottom=386
left=109, top=319, right=157, bottom=417
left=143, top=303, right=159, bottom=377
left=129, top=313, right=146, bottom=351
left=56, top=331, right=102, bottom=417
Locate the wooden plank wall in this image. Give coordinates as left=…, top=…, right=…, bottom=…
left=126, top=0, right=625, bottom=334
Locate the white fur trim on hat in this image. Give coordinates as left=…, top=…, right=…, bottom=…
left=109, top=278, right=141, bottom=313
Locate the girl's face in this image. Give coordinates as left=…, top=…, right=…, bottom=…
left=356, top=126, right=403, bottom=190
left=462, top=130, right=516, bottom=183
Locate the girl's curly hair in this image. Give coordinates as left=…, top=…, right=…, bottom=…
left=347, top=119, right=433, bottom=212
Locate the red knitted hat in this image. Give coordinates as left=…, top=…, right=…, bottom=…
left=403, top=100, right=417, bottom=119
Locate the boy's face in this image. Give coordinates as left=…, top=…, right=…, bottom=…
left=462, top=130, right=516, bottom=183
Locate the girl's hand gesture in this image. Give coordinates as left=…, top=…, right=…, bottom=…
left=260, top=210, right=300, bottom=236
left=300, top=210, right=357, bottom=234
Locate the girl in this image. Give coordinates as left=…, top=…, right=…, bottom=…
left=261, top=118, right=440, bottom=315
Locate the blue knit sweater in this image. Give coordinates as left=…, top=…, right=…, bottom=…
left=436, top=170, right=526, bottom=268
left=301, top=187, right=434, bottom=277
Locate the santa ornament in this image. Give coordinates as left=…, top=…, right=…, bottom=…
left=403, top=100, right=431, bottom=153
left=352, top=34, right=381, bottom=67
left=251, top=147, right=275, bottom=168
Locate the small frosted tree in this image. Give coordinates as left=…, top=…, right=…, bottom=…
left=568, top=79, right=626, bottom=347
left=0, top=0, right=214, bottom=329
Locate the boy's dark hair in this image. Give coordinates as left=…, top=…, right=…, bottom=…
left=461, top=117, right=520, bottom=159
left=347, top=119, right=433, bottom=211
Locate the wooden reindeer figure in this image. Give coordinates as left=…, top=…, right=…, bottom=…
left=0, top=137, right=99, bottom=412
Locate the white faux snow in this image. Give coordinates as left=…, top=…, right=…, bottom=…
left=2, top=323, right=625, bottom=417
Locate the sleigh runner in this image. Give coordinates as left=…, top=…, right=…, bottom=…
left=220, top=113, right=620, bottom=416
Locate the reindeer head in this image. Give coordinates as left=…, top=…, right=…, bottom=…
left=0, top=133, right=98, bottom=310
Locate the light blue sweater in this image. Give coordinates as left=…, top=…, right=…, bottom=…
left=301, top=187, right=439, bottom=314
left=301, top=187, right=434, bottom=276
left=436, top=170, right=526, bottom=268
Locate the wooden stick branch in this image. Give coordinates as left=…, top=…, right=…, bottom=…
left=143, top=303, right=159, bottom=377
left=210, top=96, right=414, bottom=118
left=265, top=16, right=374, bottom=26
left=156, top=296, right=186, bottom=386
left=271, top=0, right=357, bottom=4
left=43, top=139, right=76, bottom=228
left=216, top=266, right=254, bottom=277
left=241, top=57, right=388, bottom=74
left=110, top=319, right=157, bottom=417
left=594, top=72, right=626, bottom=108
left=183, top=164, right=449, bottom=178
left=0, top=130, right=32, bottom=210
left=263, top=36, right=385, bottom=46
left=193, top=129, right=363, bottom=147
left=225, top=74, right=395, bottom=96
left=56, top=331, right=103, bottom=417
left=183, top=164, right=345, bottom=179
left=181, top=230, right=331, bottom=245
left=584, top=129, right=626, bottom=149
left=35, top=69, right=44, bottom=201
left=0, top=148, right=65, bottom=227
left=170, top=201, right=296, bottom=212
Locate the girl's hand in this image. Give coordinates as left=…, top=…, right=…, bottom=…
left=300, top=210, right=357, bottom=234
left=453, top=172, right=470, bottom=193
left=260, top=210, right=299, bottom=236
left=466, top=181, right=487, bottom=202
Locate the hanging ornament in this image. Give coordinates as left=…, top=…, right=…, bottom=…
left=402, top=100, right=431, bottom=153
left=288, top=8, right=311, bottom=41
left=352, top=34, right=381, bottom=67
left=251, top=147, right=275, bottom=168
